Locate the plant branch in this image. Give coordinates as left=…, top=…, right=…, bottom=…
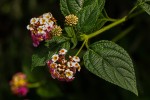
left=87, top=16, right=127, bottom=39
left=75, top=39, right=87, bottom=56
left=112, top=26, right=134, bottom=42
left=101, top=18, right=118, bottom=22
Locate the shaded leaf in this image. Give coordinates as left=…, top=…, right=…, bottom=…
left=65, top=27, right=77, bottom=49
left=138, top=0, right=150, bottom=15
left=83, top=40, right=138, bottom=95
left=31, top=46, right=50, bottom=70
left=141, top=3, right=150, bottom=15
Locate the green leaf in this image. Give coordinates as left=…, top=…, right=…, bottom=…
left=138, top=0, right=150, bottom=15
left=37, top=82, right=62, bottom=98
left=141, top=2, right=150, bottom=15
left=83, top=0, right=97, bottom=7
left=83, top=40, right=138, bottom=95
left=90, top=13, right=107, bottom=32
left=31, top=46, right=50, bottom=70
left=31, top=36, right=70, bottom=70
left=76, top=0, right=105, bottom=33
left=65, top=27, right=77, bottom=49
left=60, top=0, right=84, bottom=16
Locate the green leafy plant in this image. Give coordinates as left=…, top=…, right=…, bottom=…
left=27, top=0, right=150, bottom=96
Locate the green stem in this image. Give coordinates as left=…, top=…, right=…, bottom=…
left=78, top=6, right=143, bottom=53
left=87, top=16, right=127, bottom=39
left=75, top=39, right=87, bottom=56
left=85, top=39, right=89, bottom=49
left=128, top=10, right=144, bottom=19
left=102, top=18, right=118, bottom=22
left=127, top=4, right=139, bottom=17
left=112, top=26, right=134, bottom=42
left=126, top=2, right=144, bottom=19
left=28, top=82, right=41, bottom=88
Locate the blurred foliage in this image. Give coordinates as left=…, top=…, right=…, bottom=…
left=0, top=0, right=150, bottom=100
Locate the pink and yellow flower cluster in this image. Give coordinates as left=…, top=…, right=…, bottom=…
left=27, top=12, right=62, bottom=47
left=47, top=49, right=81, bottom=82
left=10, top=72, right=28, bottom=96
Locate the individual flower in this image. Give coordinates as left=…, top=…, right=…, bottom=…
left=52, top=54, right=59, bottom=62
left=47, top=49, right=81, bottom=81
left=39, top=17, right=47, bottom=25
left=43, top=12, right=52, bottom=19
left=59, top=48, right=67, bottom=55
left=30, top=17, right=39, bottom=24
left=67, top=61, right=74, bottom=68
left=74, top=62, right=81, bottom=71
left=10, top=72, right=28, bottom=96
left=65, top=14, right=78, bottom=26
left=72, top=56, right=80, bottom=62
left=65, top=69, right=74, bottom=79
left=27, top=12, right=58, bottom=47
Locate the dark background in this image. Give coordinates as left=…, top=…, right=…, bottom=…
left=0, top=0, right=150, bottom=100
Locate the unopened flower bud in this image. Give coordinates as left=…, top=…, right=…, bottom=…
left=51, top=25, right=62, bottom=36
left=65, top=14, right=78, bottom=26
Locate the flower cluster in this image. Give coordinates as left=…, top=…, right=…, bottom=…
left=47, top=49, right=81, bottom=81
left=65, top=14, right=78, bottom=26
left=10, top=72, right=28, bottom=96
left=27, top=12, right=62, bottom=47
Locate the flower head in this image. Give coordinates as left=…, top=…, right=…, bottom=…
left=27, top=12, right=58, bottom=47
left=10, top=72, right=28, bottom=96
left=47, top=49, right=81, bottom=82
left=65, top=14, right=78, bottom=26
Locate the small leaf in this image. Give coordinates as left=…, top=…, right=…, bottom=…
left=31, top=46, right=50, bottom=70
left=65, top=27, right=77, bottom=49
left=83, top=40, right=138, bottom=95
left=45, top=36, right=69, bottom=48
left=141, top=2, right=150, bottom=15
left=60, top=0, right=84, bottom=16
left=32, top=55, right=45, bottom=68
left=76, top=0, right=105, bottom=33
left=138, top=0, right=150, bottom=15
